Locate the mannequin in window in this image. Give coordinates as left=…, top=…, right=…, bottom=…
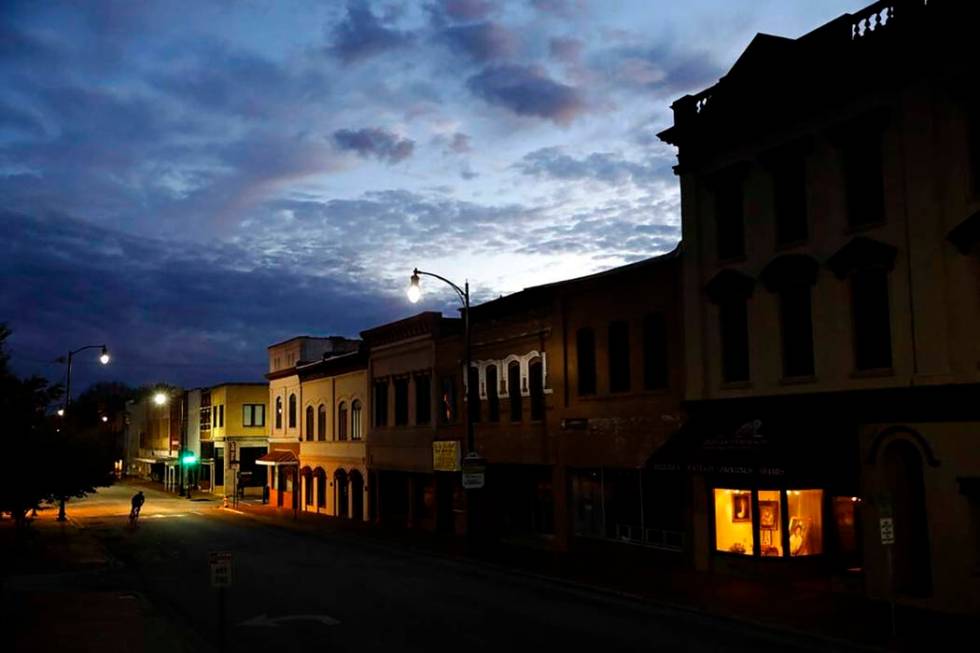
left=790, top=522, right=807, bottom=556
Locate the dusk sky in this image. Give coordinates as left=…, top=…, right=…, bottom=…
left=2, top=0, right=864, bottom=391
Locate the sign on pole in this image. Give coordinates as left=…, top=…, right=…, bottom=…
left=433, top=440, right=461, bottom=472
left=228, top=441, right=238, bottom=464
left=210, top=551, right=232, bottom=588
left=461, top=452, right=486, bottom=490
left=879, top=517, right=895, bottom=545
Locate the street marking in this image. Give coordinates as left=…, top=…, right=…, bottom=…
left=220, top=507, right=245, bottom=515
left=240, top=614, right=340, bottom=628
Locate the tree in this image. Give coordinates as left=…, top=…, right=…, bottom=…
left=0, top=324, right=62, bottom=527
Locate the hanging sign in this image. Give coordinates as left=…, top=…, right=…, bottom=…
left=879, top=517, right=895, bottom=545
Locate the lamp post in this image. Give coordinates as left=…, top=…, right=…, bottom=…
left=408, top=268, right=474, bottom=456
left=59, top=344, right=110, bottom=414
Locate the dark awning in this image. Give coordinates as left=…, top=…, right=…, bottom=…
left=256, top=450, right=298, bottom=466
left=647, top=400, right=858, bottom=491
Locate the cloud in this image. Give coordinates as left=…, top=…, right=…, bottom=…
left=333, top=127, right=415, bottom=164
left=589, top=42, right=722, bottom=99
left=440, top=21, right=517, bottom=62
left=327, top=1, right=413, bottom=64
left=549, top=36, right=583, bottom=64
left=450, top=132, right=471, bottom=153
left=439, top=0, right=495, bottom=21
left=467, top=64, right=585, bottom=125
left=529, top=0, right=586, bottom=18
left=517, top=147, right=671, bottom=187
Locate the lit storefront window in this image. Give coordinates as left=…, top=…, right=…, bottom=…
left=788, top=489, right=823, bottom=556
left=713, top=487, right=824, bottom=558
left=713, top=489, right=754, bottom=555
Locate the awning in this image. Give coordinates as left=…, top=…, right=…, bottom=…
left=256, top=450, right=299, bottom=466
left=647, top=400, right=858, bottom=491
left=134, top=457, right=177, bottom=464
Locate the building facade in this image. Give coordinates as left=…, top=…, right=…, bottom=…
left=296, top=349, right=369, bottom=520
left=660, top=0, right=979, bottom=613
left=209, top=383, right=269, bottom=497
left=361, top=312, right=465, bottom=532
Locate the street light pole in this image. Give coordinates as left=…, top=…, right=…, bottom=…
left=408, top=268, right=473, bottom=454
left=61, top=344, right=110, bottom=413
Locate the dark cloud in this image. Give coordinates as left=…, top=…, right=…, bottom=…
left=440, top=21, right=516, bottom=62
left=333, top=127, right=415, bottom=164
left=549, top=36, right=583, bottom=63
left=439, top=0, right=495, bottom=21
left=327, top=1, right=413, bottom=64
left=589, top=42, right=722, bottom=99
left=467, top=64, right=585, bottom=125
left=517, top=147, right=671, bottom=186
left=529, top=0, right=586, bottom=18
left=450, top=132, right=472, bottom=153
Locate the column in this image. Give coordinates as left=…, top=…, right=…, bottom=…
left=348, top=475, right=354, bottom=520
left=313, top=474, right=320, bottom=512
left=363, top=474, right=370, bottom=523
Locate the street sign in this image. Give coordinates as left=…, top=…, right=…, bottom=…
left=433, top=440, right=461, bottom=472
left=879, top=517, right=895, bottom=545
left=462, top=472, right=485, bottom=489
left=210, top=550, right=232, bottom=588
left=228, top=441, right=238, bottom=463
left=461, top=452, right=486, bottom=489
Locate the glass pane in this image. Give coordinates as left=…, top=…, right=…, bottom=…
left=714, top=488, right=753, bottom=555
left=788, top=489, right=823, bottom=556
left=758, top=490, right=783, bottom=557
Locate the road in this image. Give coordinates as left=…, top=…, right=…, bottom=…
left=61, top=483, right=835, bottom=653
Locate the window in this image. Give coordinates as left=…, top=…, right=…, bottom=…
left=529, top=359, right=544, bottom=421
left=576, top=328, right=596, bottom=396
left=719, top=299, right=750, bottom=383
left=212, top=406, right=217, bottom=428
left=374, top=381, right=388, bottom=427
left=215, top=447, right=224, bottom=487
left=439, top=377, right=456, bottom=424
left=275, top=396, right=282, bottom=430
left=351, top=400, right=362, bottom=440
left=779, top=285, right=815, bottom=377
left=508, top=361, right=522, bottom=422
left=758, top=490, right=783, bottom=557
left=788, top=490, right=824, bottom=556
left=288, top=394, right=296, bottom=428
left=643, top=313, right=669, bottom=390
left=415, top=374, right=431, bottom=426
left=243, top=404, right=265, bottom=427
left=608, top=321, right=631, bottom=393
left=843, top=135, right=885, bottom=227
left=394, top=378, right=409, bottom=426
left=317, top=404, right=326, bottom=441
left=467, top=367, right=480, bottom=423
left=773, top=156, right=808, bottom=245
left=219, top=404, right=224, bottom=428
left=305, top=406, right=314, bottom=441
left=338, top=401, right=348, bottom=441
left=486, top=365, right=499, bottom=422
left=715, top=176, right=745, bottom=260
left=851, top=268, right=892, bottom=370
left=714, top=489, right=754, bottom=555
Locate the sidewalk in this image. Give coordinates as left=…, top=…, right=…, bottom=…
left=0, top=503, right=205, bottom=653
left=221, top=501, right=973, bottom=652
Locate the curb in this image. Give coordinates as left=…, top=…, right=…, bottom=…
left=213, top=504, right=887, bottom=653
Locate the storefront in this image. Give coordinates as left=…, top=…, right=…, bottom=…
left=651, top=399, right=863, bottom=578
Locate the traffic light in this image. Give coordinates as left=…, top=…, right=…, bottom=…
left=181, top=453, right=197, bottom=465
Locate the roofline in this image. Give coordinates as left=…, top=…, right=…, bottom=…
left=209, top=382, right=269, bottom=389
left=265, top=334, right=356, bottom=349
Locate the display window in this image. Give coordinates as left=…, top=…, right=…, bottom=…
left=712, top=486, right=824, bottom=558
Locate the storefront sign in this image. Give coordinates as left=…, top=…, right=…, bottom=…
left=561, top=418, right=589, bottom=430
left=432, top=441, right=461, bottom=472
left=879, top=517, right=895, bottom=545
left=229, top=441, right=238, bottom=464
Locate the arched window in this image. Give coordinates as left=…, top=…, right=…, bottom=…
left=338, top=401, right=348, bottom=441
left=508, top=361, right=522, bottom=422
left=305, top=406, right=314, bottom=441
left=317, top=404, right=326, bottom=441
left=529, top=358, right=544, bottom=420
left=275, top=396, right=283, bottom=430
left=288, top=394, right=297, bottom=429
left=486, top=365, right=499, bottom=422
left=351, top=400, right=362, bottom=440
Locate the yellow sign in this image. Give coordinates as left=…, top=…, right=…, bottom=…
left=432, top=440, right=461, bottom=472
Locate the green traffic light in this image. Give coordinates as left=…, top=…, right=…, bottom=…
left=181, top=453, right=197, bottom=465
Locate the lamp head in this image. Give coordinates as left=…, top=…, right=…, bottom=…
left=153, top=391, right=168, bottom=406
left=99, top=346, right=110, bottom=365
left=407, top=269, right=421, bottom=304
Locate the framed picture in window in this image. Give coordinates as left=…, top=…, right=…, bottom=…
left=732, top=493, right=751, bottom=522
left=759, top=500, right=779, bottom=530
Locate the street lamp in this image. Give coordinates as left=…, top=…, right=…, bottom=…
left=406, top=267, right=474, bottom=456
left=60, top=344, right=110, bottom=414
left=153, top=391, right=168, bottom=406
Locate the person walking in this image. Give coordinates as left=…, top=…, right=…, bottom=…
left=129, top=490, right=145, bottom=523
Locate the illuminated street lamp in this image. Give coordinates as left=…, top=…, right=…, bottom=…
left=60, top=344, right=110, bottom=414
left=406, top=267, right=474, bottom=453
left=153, top=391, right=168, bottom=406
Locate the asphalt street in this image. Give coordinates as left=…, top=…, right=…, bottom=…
left=65, top=483, right=841, bottom=653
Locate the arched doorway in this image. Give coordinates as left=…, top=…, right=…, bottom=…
left=882, top=439, right=932, bottom=596
left=351, top=470, right=364, bottom=521
left=315, top=468, right=327, bottom=511
left=335, top=469, right=349, bottom=518
left=301, top=467, right=313, bottom=508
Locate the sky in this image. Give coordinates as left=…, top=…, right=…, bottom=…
left=1, top=0, right=865, bottom=391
